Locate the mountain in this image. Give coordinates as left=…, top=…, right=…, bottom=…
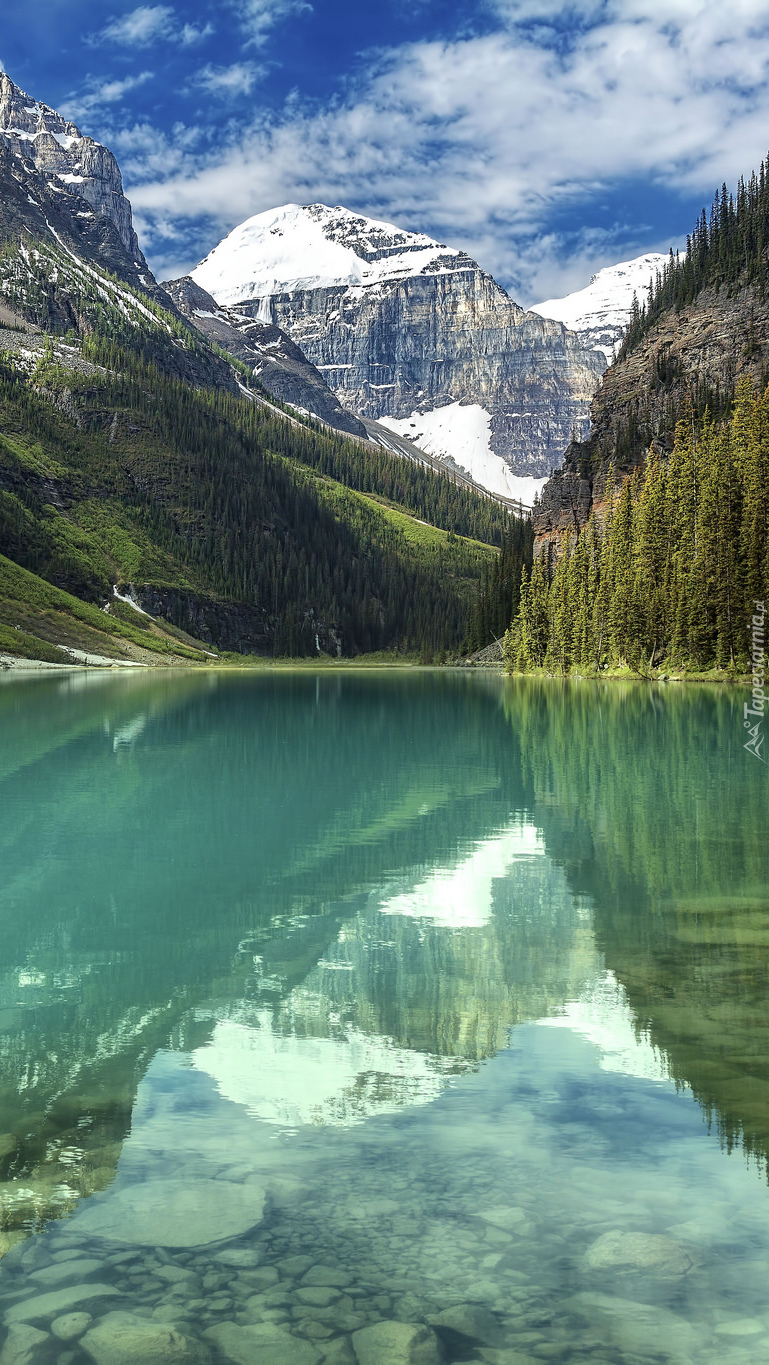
left=514, top=159, right=769, bottom=679
left=1, top=71, right=141, bottom=268
left=190, top=203, right=605, bottom=484
left=0, top=74, right=531, bottom=665
left=533, top=239, right=769, bottom=561
left=531, top=253, right=671, bottom=363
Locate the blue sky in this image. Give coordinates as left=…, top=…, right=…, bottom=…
left=4, top=1, right=769, bottom=303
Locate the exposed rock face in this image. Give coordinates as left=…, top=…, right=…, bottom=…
left=533, top=273, right=769, bottom=556
left=191, top=204, right=604, bottom=479
left=162, top=276, right=367, bottom=439
left=0, top=72, right=140, bottom=258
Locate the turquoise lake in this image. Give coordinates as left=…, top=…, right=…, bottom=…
left=1, top=669, right=768, bottom=1364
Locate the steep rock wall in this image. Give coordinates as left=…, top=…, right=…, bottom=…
left=238, top=266, right=603, bottom=478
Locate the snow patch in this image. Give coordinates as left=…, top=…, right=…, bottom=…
left=113, top=585, right=150, bottom=616
left=379, top=403, right=548, bottom=505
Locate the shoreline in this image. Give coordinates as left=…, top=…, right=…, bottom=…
left=1, top=650, right=750, bottom=684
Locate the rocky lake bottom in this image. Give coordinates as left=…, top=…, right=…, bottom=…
left=1, top=671, right=768, bottom=1364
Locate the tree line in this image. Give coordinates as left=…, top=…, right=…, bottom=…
left=505, top=379, right=769, bottom=674
left=620, top=152, right=769, bottom=362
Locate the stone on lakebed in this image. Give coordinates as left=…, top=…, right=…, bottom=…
left=352, top=1320, right=444, bottom=1365
left=584, top=1230, right=700, bottom=1276
left=80, top=1311, right=211, bottom=1365
left=72, top=1178, right=267, bottom=1248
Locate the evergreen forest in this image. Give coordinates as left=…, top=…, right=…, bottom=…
left=506, top=380, right=769, bottom=675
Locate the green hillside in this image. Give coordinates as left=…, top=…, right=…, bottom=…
left=0, top=295, right=519, bottom=659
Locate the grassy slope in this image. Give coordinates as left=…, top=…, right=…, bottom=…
left=0, top=554, right=215, bottom=664
left=0, top=378, right=496, bottom=663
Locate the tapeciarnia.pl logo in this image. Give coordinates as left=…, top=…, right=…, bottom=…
left=744, top=600, right=766, bottom=761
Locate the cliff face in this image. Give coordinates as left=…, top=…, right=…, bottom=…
left=0, top=72, right=141, bottom=259
left=191, top=204, right=604, bottom=481
left=532, top=274, right=769, bottom=555
left=162, top=275, right=367, bottom=439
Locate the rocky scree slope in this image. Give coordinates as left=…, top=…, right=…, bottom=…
left=191, top=204, right=605, bottom=481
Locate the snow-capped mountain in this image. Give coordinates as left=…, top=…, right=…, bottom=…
left=192, top=202, right=467, bottom=302
left=532, top=254, right=671, bottom=363
left=191, top=204, right=605, bottom=483
left=0, top=72, right=140, bottom=257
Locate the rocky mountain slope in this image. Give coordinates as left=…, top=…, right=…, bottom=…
left=1, top=72, right=141, bottom=265
left=532, top=253, right=670, bottom=363
left=533, top=263, right=769, bottom=556
left=162, top=275, right=367, bottom=438
left=191, top=203, right=605, bottom=484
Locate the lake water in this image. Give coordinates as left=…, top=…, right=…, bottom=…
left=0, top=669, right=768, bottom=1365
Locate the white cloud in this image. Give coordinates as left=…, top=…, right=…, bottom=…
left=95, top=5, right=176, bottom=46
left=181, top=21, right=215, bottom=45
left=92, top=5, right=214, bottom=48
left=62, top=71, right=154, bottom=122
left=192, top=62, right=265, bottom=96
left=230, top=0, right=313, bottom=48
left=126, top=0, right=769, bottom=302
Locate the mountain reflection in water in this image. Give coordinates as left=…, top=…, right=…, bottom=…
left=0, top=671, right=767, bottom=1286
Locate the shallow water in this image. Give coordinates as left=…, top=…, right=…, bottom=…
left=0, top=669, right=768, bottom=1364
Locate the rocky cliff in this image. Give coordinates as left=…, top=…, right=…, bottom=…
left=533, top=272, right=769, bottom=555
left=191, top=204, right=605, bottom=484
left=0, top=72, right=141, bottom=259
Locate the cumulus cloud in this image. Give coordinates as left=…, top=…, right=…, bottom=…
left=124, top=0, right=769, bottom=301
left=192, top=62, right=265, bottom=96
left=92, top=6, right=213, bottom=48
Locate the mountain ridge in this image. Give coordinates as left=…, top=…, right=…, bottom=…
left=531, top=253, right=671, bottom=363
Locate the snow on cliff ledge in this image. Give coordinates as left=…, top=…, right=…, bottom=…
left=191, top=203, right=466, bottom=305
left=531, top=253, right=671, bottom=363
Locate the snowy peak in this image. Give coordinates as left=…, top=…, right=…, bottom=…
left=0, top=71, right=140, bottom=256
left=191, top=203, right=468, bottom=305
left=531, top=253, right=671, bottom=363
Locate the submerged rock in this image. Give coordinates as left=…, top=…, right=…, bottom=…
left=5, top=1284, right=122, bottom=1325
left=28, top=1258, right=105, bottom=1288
left=50, top=1312, right=92, bottom=1341
left=563, top=1291, right=700, bottom=1358
left=73, top=1178, right=267, bottom=1248
left=584, top=1230, right=700, bottom=1276
left=204, top=1321, right=322, bottom=1364
left=352, top=1320, right=444, bottom=1365
left=427, top=1304, right=504, bottom=1348
left=0, top=1323, right=49, bottom=1365
left=80, top=1311, right=211, bottom=1364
